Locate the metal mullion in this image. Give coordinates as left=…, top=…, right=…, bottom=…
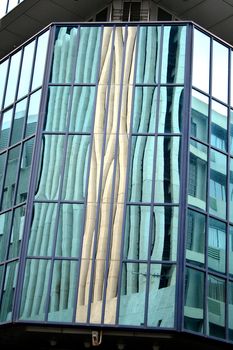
left=71, top=25, right=104, bottom=324
left=85, top=25, right=116, bottom=325
left=100, top=25, right=129, bottom=325
left=115, top=24, right=141, bottom=325
left=12, top=25, right=57, bottom=321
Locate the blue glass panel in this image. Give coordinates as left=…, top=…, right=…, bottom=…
left=0, top=262, right=18, bottom=322
left=208, top=274, right=225, bottom=339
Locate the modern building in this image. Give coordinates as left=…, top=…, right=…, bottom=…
left=0, top=1, right=233, bottom=349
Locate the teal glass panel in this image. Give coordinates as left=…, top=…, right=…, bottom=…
left=20, top=259, right=51, bottom=321
left=16, top=138, right=34, bottom=205
left=25, top=89, right=41, bottom=137
left=0, top=262, right=18, bottom=322
left=44, top=86, right=70, bottom=132
left=148, top=264, right=176, bottom=327
left=8, top=205, right=25, bottom=259
left=192, top=29, right=210, bottom=93
left=132, top=87, right=157, bottom=133
left=0, top=108, right=13, bottom=151
left=229, top=226, right=233, bottom=276
left=17, top=40, right=36, bottom=99
left=191, top=90, right=209, bottom=143
left=208, top=274, right=225, bottom=339
left=62, top=135, right=91, bottom=201
left=69, top=87, right=96, bottom=133
left=184, top=267, right=204, bottom=334
left=128, top=136, right=154, bottom=202
left=212, top=40, right=228, bottom=104
left=124, top=205, right=151, bottom=260
left=27, top=203, right=58, bottom=257
left=0, top=59, right=8, bottom=109
left=0, top=152, right=6, bottom=193
left=4, top=50, right=21, bottom=108
left=118, top=262, right=146, bottom=326
left=55, top=204, right=85, bottom=258
left=0, top=211, right=12, bottom=262
left=229, top=160, right=233, bottom=223
left=31, top=30, right=49, bottom=90
left=209, top=150, right=226, bottom=219
left=1, top=145, right=21, bottom=211
left=136, top=26, right=161, bottom=84
left=75, top=26, right=102, bottom=83
left=35, top=135, right=65, bottom=200
left=10, top=97, right=27, bottom=146
left=158, top=87, right=183, bottom=134
left=229, top=281, right=233, bottom=341
left=188, top=140, right=207, bottom=211
left=230, top=110, right=233, bottom=155
left=48, top=260, right=78, bottom=322
left=154, top=136, right=180, bottom=203
left=161, top=26, right=186, bottom=84
left=186, top=209, right=205, bottom=267
left=208, top=218, right=226, bottom=273
left=211, top=101, right=227, bottom=152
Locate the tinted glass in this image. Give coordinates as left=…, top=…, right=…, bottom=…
left=186, top=209, right=205, bottom=267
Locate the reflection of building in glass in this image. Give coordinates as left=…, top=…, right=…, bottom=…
left=1, top=1, right=233, bottom=349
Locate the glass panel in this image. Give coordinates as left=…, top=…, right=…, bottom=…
left=154, top=136, right=180, bottom=203
left=44, top=86, right=70, bottom=132
left=191, top=90, right=209, bottom=143
left=188, top=140, right=207, bottom=211
left=0, top=0, right=8, bottom=18
left=16, top=138, right=34, bottom=205
left=27, top=203, right=58, bottom=257
left=212, top=40, right=228, bottom=103
left=0, top=59, right=8, bottom=109
left=35, top=135, right=65, bottom=200
left=0, top=108, right=13, bottom=151
left=161, top=26, right=186, bottom=84
left=158, top=87, right=183, bottom=134
left=10, top=98, right=27, bottom=146
left=55, top=204, right=85, bottom=258
left=128, top=136, right=154, bottom=203
left=1, top=145, right=21, bottom=211
left=229, top=281, right=233, bottom=341
left=132, top=87, right=157, bottom=134
left=7, top=0, right=18, bottom=12
left=148, top=264, right=176, bottom=327
left=0, top=262, right=18, bottom=322
left=208, top=218, right=226, bottom=273
left=69, top=87, right=96, bottom=133
left=124, top=205, right=151, bottom=260
left=184, top=267, right=204, bottom=334
left=230, top=110, right=233, bottom=155
left=186, top=210, right=205, bottom=267
left=118, top=262, right=146, bottom=326
left=8, top=205, right=25, bottom=259
left=211, top=101, right=227, bottom=152
left=192, top=29, right=210, bottom=93
left=20, top=259, right=51, bottom=321
left=208, top=275, right=225, bottom=339
left=229, top=226, right=233, bottom=276
left=48, top=260, right=78, bottom=322
left=209, top=150, right=226, bottom=219
left=31, top=30, right=49, bottom=90
left=17, top=40, right=36, bottom=99
left=25, top=89, right=41, bottom=137
left=136, top=26, right=161, bottom=84
left=230, top=160, right=233, bottom=223
left=4, top=50, right=21, bottom=108
left=0, top=211, right=12, bottom=262
left=0, top=152, right=7, bottom=193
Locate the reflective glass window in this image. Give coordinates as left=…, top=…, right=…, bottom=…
left=184, top=267, right=204, bottom=334
left=212, top=40, right=228, bottom=104
left=230, top=110, right=233, bottom=155
left=209, top=150, right=226, bottom=219
left=0, top=0, right=7, bottom=18
left=10, top=98, right=27, bottom=146
left=4, top=50, right=21, bottom=108
left=147, top=264, right=176, bottom=327
left=191, top=90, right=209, bottom=143
left=0, top=262, right=18, bottom=322
left=154, top=136, right=180, bottom=203
left=0, top=108, right=13, bottom=150
left=0, top=152, right=7, bottom=193
left=192, top=29, right=210, bottom=93
left=19, top=259, right=51, bottom=321
left=229, top=226, right=233, bottom=276
left=186, top=210, right=205, bottom=267
left=8, top=205, right=26, bottom=259
left=188, top=141, right=207, bottom=211
left=32, top=30, right=49, bottom=90
left=229, top=281, right=233, bottom=341
left=208, top=274, right=225, bottom=339
left=211, top=101, right=227, bottom=152
left=25, top=89, right=41, bottom=137
left=229, top=159, right=233, bottom=223
left=0, top=211, right=12, bottom=262
left=208, top=218, right=226, bottom=273
left=0, top=59, right=8, bottom=109
left=17, top=40, right=36, bottom=99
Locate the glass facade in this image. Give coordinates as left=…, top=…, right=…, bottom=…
left=0, top=22, right=232, bottom=345
left=0, top=0, right=24, bottom=18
